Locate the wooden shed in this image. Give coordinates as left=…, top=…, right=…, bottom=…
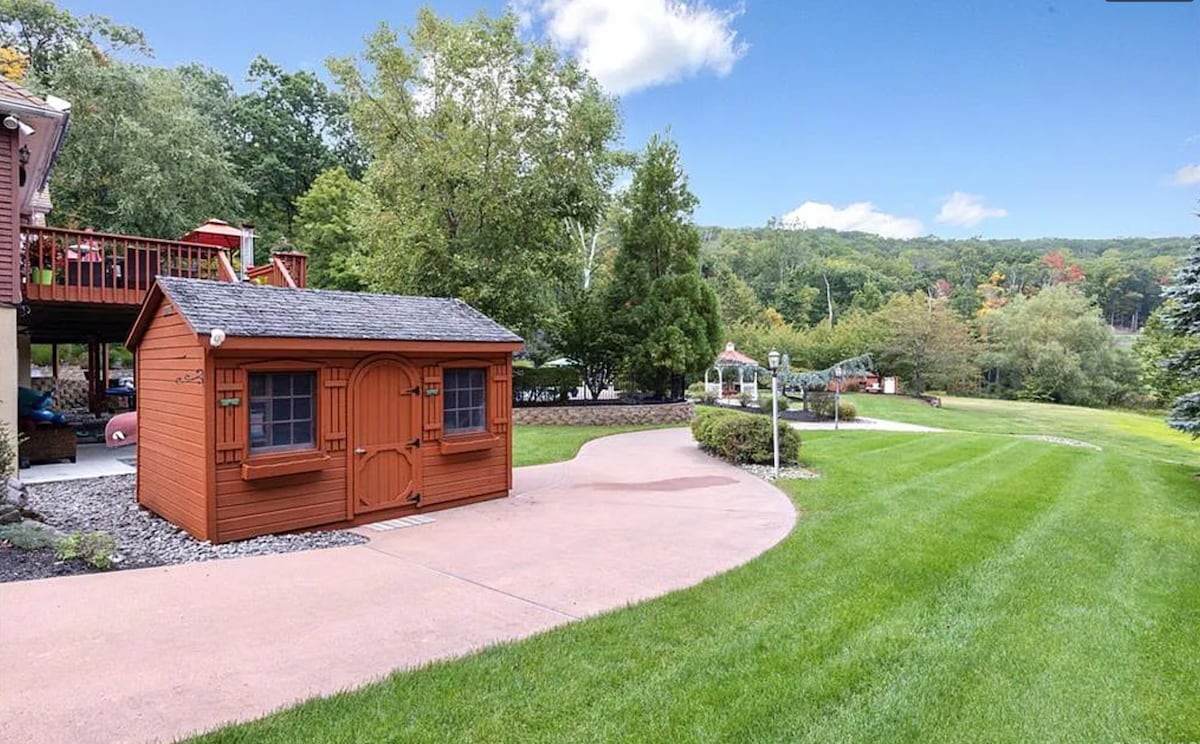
left=125, top=277, right=523, bottom=543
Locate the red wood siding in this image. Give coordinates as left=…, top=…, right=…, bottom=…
left=0, top=129, right=19, bottom=304
left=205, top=351, right=511, bottom=542
left=135, top=301, right=210, bottom=539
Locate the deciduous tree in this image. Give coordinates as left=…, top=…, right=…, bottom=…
left=873, top=291, right=978, bottom=395
left=45, top=52, right=247, bottom=238
left=293, top=167, right=370, bottom=291
left=329, top=8, right=621, bottom=337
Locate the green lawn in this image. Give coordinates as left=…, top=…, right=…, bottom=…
left=196, top=402, right=1200, bottom=743
left=512, top=424, right=683, bottom=467
left=848, top=393, right=1199, bottom=464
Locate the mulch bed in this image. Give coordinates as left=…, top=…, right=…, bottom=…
left=0, top=545, right=93, bottom=583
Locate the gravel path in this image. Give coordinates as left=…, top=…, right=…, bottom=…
left=22, top=475, right=367, bottom=571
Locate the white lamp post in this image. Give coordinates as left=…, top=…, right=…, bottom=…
left=768, top=348, right=781, bottom=477
left=833, top=364, right=844, bottom=431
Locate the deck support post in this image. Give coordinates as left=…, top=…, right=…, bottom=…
left=86, top=337, right=101, bottom=414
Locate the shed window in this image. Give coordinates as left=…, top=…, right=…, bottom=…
left=443, top=368, right=486, bottom=434
left=248, top=372, right=316, bottom=453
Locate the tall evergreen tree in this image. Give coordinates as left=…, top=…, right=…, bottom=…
left=610, top=134, right=721, bottom=399
left=1162, top=218, right=1200, bottom=437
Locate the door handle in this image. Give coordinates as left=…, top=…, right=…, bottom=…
left=354, top=447, right=367, bottom=455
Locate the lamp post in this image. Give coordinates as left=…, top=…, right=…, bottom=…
left=768, top=348, right=781, bottom=477
left=833, top=365, right=844, bottom=431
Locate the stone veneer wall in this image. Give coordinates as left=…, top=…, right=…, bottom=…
left=512, top=401, right=694, bottom=426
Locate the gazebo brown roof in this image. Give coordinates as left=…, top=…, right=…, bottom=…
left=179, top=219, right=246, bottom=249
left=714, top=341, right=759, bottom=367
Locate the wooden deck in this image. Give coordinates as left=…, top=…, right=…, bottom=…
left=21, top=225, right=234, bottom=307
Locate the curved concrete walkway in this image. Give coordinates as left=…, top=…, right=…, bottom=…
left=0, top=428, right=795, bottom=744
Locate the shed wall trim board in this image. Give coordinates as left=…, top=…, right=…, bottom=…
left=129, top=281, right=521, bottom=542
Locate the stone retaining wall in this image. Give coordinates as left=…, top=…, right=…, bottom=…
left=512, top=402, right=694, bottom=426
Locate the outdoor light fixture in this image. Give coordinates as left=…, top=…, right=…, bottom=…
left=2, top=115, right=18, bottom=130
left=209, top=328, right=227, bottom=348
left=768, top=348, right=781, bottom=477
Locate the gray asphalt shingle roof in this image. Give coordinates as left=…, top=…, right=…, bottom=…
left=155, top=276, right=522, bottom=344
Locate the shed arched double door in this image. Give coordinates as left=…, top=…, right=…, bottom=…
left=349, top=358, right=423, bottom=514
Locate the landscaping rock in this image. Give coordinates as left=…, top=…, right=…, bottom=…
left=17, top=474, right=367, bottom=578
left=739, top=463, right=820, bottom=482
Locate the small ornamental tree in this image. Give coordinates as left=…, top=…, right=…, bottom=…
left=1162, top=221, right=1200, bottom=437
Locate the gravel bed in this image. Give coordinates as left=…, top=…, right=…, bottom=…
left=1020, top=435, right=1102, bottom=451
left=23, top=474, right=368, bottom=570
left=739, top=463, right=821, bottom=482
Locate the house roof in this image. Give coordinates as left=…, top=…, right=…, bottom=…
left=129, top=277, right=523, bottom=348
left=0, top=76, right=53, bottom=110
left=714, top=342, right=759, bottom=367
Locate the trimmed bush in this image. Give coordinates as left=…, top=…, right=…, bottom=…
left=691, top=410, right=801, bottom=465
left=736, top=390, right=754, bottom=407
left=513, top=366, right=582, bottom=404
left=808, top=394, right=857, bottom=422
left=762, top=393, right=791, bottom=413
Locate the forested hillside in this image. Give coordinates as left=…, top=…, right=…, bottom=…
left=700, top=226, right=1189, bottom=330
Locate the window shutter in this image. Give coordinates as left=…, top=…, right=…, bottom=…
left=489, top=362, right=510, bottom=433
left=422, top=365, right=443, bottom=442
left=215, top=368, right=244, bottom=465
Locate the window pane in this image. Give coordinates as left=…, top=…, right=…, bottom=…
left=292, top=373, right=312, bottom=395
left=249, top=371, right=316, bottom=452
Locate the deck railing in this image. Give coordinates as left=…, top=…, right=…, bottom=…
left=21, top=226, right=231, bottom=305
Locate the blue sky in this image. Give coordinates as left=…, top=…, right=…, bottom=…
left=62, top=0, right=1200, bottom=238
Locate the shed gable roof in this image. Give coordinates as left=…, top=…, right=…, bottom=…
left=134, top=277, right=522, bottom=346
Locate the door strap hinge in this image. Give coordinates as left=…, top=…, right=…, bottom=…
left=408, top=438, right=421, bottom=448
left=407, top=492, right=422, bottom=504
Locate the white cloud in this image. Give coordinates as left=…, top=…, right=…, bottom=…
left=517, top=0, right=747, bottom=95
left=935, top=192, right=1008, bottom=227
left=1174, top=163, right=1200, bottom=186
left=779, top=201, right=924, bottom=239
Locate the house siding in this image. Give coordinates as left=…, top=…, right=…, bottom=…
left=135, top=301, right=210, bottom=539
left=0, top=128, right=19, bottom=305
left=207, top=350, right=512, bottom=543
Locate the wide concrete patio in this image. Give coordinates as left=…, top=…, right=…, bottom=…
left=0, top=428, right=795, bottom=744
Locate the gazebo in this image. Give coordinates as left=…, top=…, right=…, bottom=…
left=705, top=342, right=761, bottom=403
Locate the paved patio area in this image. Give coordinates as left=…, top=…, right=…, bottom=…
left=19, top=443, right=137, bottom=484
left=0, top=428, right=795, bottom=744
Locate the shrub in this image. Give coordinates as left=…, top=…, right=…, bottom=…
left=0, top=520, right=59, bottom=550
left=0, top=421, right=24, bottom=481
left=692, top=410, right=801, bottom=465
left=736, top=390, right=754, bottom=407
left=762, top=393, right=791, bottom=412
left=690, top=407, right=727, bottom=443
left=808, top=394, right=856, bottom=421
left=55, top=531, right=119, bottom=570
left=685, top=382, right=718, bottom=405
left=513, top=366, right=582, bottom=404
